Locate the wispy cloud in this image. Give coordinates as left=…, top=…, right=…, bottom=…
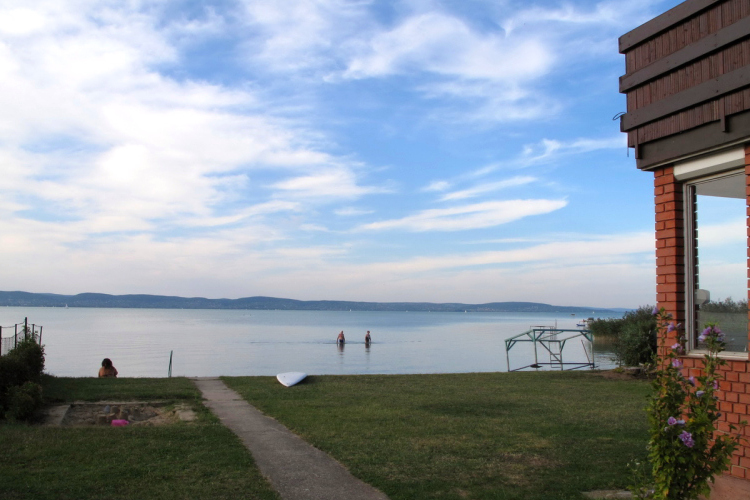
left=439, top=176, right=536, bottom=201
left=358, top=199, right=567, bottom=232
left=335, top=207, right=374, bottom=216
left=270, top=167, right=385, bottom=200
left=519, top=136, right=626, bottom=165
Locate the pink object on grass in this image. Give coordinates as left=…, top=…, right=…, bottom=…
left=111, top=419, right=129, bottom=426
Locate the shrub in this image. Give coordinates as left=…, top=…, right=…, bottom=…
left=589, top=306, right=657, bottom=366
left=588, top=317, right=624, bottom=338
left=4, top=381, right=43, bottom=421
left=6, top=338, right=45, bottom=383
left=0, top=337, right=45, bottom=421
left=700, top=297, right=748, bottom=314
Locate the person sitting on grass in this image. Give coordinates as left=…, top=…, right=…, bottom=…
left=98, top=358, right=118, bottom=378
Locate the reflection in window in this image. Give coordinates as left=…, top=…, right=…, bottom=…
left=687, top=171, right=748, bottom=353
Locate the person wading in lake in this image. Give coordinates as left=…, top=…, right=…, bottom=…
left=98, top=358, right=118, bottom=378
left=337, top=331, right=345, bottom=344
left=365, top=330, right=371, bottom=344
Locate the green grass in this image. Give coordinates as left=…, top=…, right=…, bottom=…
left=223, top=371, right=652, bottom=500
left=41, top=375, right=202, bottom=402
left=0, top=376, right=280, bottom=500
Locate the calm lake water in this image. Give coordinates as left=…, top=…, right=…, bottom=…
left=0, top=307, right=622, bottom=377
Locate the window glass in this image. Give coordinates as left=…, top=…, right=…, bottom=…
left=689, top=171, right=748, bottom=353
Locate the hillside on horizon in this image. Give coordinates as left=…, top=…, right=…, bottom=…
left=0, top=291, right=625, bottom=314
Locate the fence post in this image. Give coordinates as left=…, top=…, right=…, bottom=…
left=24, top=317, right=28, bottom=340
left=39, top=326, right=43, bottom=344
left=15, top=323, right=18, bottom=348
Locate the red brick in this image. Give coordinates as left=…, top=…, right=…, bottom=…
left=739, top=372, right=750, bottom=383
left=734, top=403, right=748, bottom=414
left=727, top=372, right=740, bottom=382
left=727, top=392, right=740, bottom=403
left=739, top=393, right=750, bottom=404
left=728, top=413, right=741, bottom=424
left=656, top=247, right=682, bottom=257
left=721, top=402, right=735, bottom=412
left=657, top=283, right=683, bottom=293
left=655, top=175, right=675, bottom=187
left=732, top=382, right=745, bottom=393
left=732, top=466, right=747, bottom=479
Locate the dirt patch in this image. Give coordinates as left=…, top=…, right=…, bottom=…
left=55, top=401, right=195, bottom=427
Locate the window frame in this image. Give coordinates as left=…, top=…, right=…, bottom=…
left=683, top=167, right=748, bottom=358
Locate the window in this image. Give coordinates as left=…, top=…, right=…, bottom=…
left=685, top=169, right=748, bottom=354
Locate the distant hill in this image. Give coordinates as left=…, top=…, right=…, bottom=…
left=0, top=291, right=621, bottom=314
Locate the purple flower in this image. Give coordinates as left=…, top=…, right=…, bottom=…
left=679, top=431, right=695, bottom=448
left=668, top=416, right=677, bottom=426
left=671, top=342, right=684, bottom=354
left=652, top=306, right=659, bottom=316
left=696, top=390, right=705, bottom=398
left=688, top=376, right=696, bottom=386
left=713, top=380, right=719, bottom=390
left=672, top=359, right=683, bottom=368
left=667, top=322, right=676, bottom=333
left=700, top=325, right=725, bottom=344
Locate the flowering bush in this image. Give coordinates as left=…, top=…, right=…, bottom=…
left=635, top=307, right=745, bottom=499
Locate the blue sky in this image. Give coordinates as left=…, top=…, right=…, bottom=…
left=0, top=0, right=688, bottom=308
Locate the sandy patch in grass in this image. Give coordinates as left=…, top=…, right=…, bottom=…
left=46, top=401, right=196, bottom=427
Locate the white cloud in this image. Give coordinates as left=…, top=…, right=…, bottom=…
left=344, top=13, right=551, bottom=82
left=358, top=199, right=567, bottom=232
left=239, top=0, right=372, bottom=75
left=421, top=180, right=451, bottom=192
left=0, top=0, right=375, bottom=241
left=335, top=207, right=374, bottom=216
left=439, top=176, right=536, bottom=201
left=270, top=167, right=384, bottom=200
left=519, top=136, right=626, bottom=165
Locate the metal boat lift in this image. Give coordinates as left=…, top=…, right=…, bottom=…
left=505, top=326, right=594, bottom=371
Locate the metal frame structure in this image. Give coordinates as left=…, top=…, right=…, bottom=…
left=505, top=327, right=594, bottom=372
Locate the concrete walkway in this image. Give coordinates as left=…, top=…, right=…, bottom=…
left=192, top=377, right=389, bottom=500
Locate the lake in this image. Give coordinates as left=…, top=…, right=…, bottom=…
left=0, top=307, right=622, bottom=377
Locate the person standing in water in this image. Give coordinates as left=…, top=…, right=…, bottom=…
left=337, top=331, right=345, bottom=344
left=365, top=331, right=371, bottom=344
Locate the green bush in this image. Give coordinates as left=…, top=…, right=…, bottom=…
left=590, top=306, right=657, bottom=366
left=615, top=319, right=657, bottom=367
left=589, top=317, right=624, bottom=338
left=6, top=338, right=45, bottom=383
left=0, top=337, right=45, bottom=421
left=4, top=381, right=43, bottom=421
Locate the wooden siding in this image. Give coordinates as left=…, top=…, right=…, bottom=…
left=619, top=0, right=750, bottom=168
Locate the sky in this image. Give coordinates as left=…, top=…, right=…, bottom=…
left=0, top=0, right=694, bottom=308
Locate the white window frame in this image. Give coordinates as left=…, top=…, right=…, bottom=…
left=678, top=148, right=747, bottom=358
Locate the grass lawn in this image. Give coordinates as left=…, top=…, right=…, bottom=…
left=0, top=376, right=280, bottom=500
left=223, top=371, right=651, bottom=500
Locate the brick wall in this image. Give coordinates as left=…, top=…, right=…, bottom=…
left=653, top=143, right=750, bottom=480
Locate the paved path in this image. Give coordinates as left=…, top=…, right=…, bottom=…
left=192, top=377, right=389, bottom=500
